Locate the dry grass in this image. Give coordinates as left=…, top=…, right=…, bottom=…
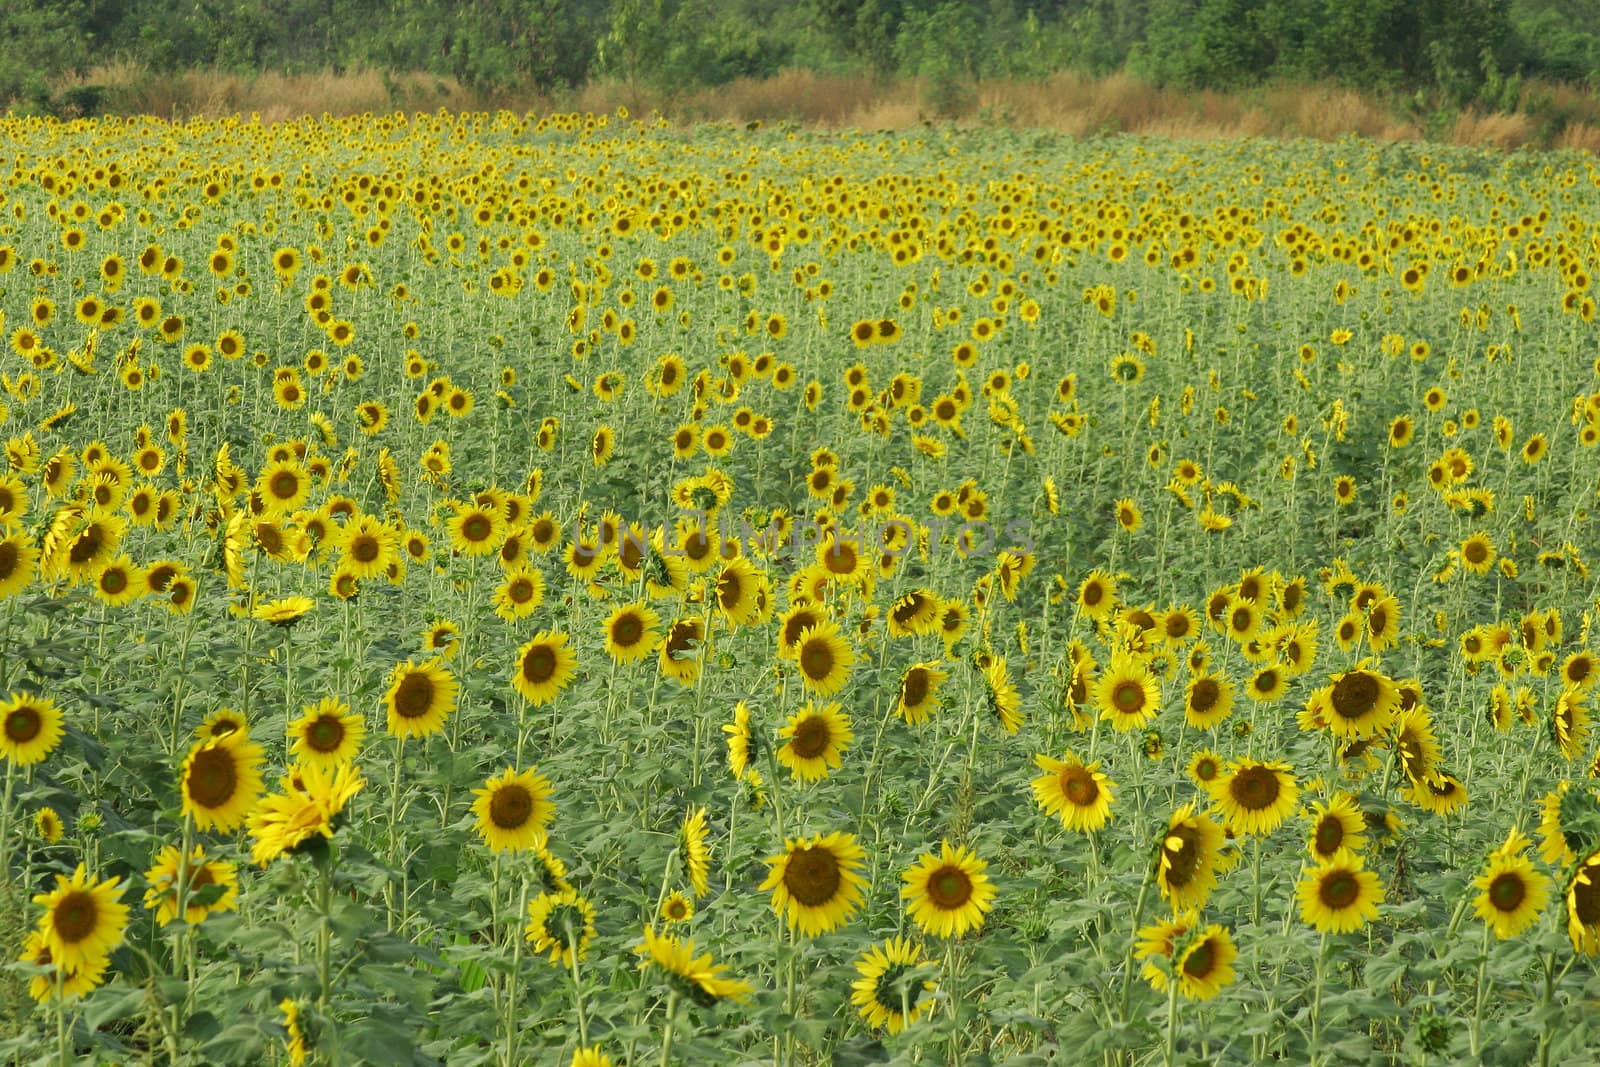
left=27, top=64, right=1600, bottom=151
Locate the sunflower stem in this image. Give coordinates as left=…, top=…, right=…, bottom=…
left=386, top=735, right=407, bottom=930
left=1309, top=932, right=1327, bottom=1065
left=1469, top=921, right=1490, bottom=1057
left=55, top=967, right=68, bottom=1067
left=316, top=847, right=336, bottom=1012
left=1118, top=859, right=1155, bottom=1023
left=658, top=990, right=679, bottom=1067
left=566, top=916, right=590, bottom=1046
left=0, top=759, right=15, bottom=888
left=504, top=878, right=528, bottom=1067
left=1162, top=974, right=1178, bottom=1067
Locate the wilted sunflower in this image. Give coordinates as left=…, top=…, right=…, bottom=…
left=776, top=702, right=854, bottom=782
left=384, top=657, right=458, bottom=737
left=526, top=888, right=596, bottom=966
left=1473, top=828, right=1550, bottom=940
left=760, top=830, right=868, bottom=936
left=793, top=620, right=855, bottom=696
left=850, top=936, right=939, bottom=1034
left=32, top=863, right=129, bottom=974
left=181, top=733, right=265, bottom=833
left=471, top=766, right=554, bottom=852
left=901, top=841, right=996, bottom=939
left=287, top=698, right=364, bottom=769
left=1, top=691, right=65, bottom=766
left=1297, top=848, right=1383, bottom=934
left=143, top=845, right=239, bottom=926
left=1157, top=804, right=1224, bottom=911
left=1096, top=652, right=1159, bottom=732
left=248, top=762, right=365, bottom=866
left=1306, top=794, right=1367, bottom=861
left=1215, top=759, right=1298, bottom=837
left=603, top=602, right=660, bottom=665
left=895, top=662, right=948, bottom=725
left=635, top=925, right=752, bottom=1004
left=681, top=807, right=711, bottom=897
left=1031, top=750, right=1115, bottom=832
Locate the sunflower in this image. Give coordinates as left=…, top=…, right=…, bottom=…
left=681, top=807, right=711, bottom=897
left=772, top=700, right=855, bottom=784
left=793, top=620, right=855, bottom=696
left=1, top=691, right=65, bottom=766
left=1473, top=828, right=1550, bottom=940
left=1215, top=759, right=1298, bottom=837
left=1180, top=670, right=1233, bottom=730
left=895, top=661, right=948, bottom=725
left=0, top=532, right=39, bottom=600
left=1297, top=848, right=1383, bottom=934
left=248, top=762, right=366, bottom=866
left=761, top=831, right=868, bottom=936
left=1095, top=652, right=1159, bottom=732
left=1157, top=805, right=1224, bottom=911
left=635, top=925, right=753, bottom=1004
left=660, top=891, right=695, bottom=924
left=1316, top=665, right=1400, bottom=739
left=1568, top=850, right=1600, bottom=954
left=338, top=515, right=398, bottom=579
left=384, top=657, right=458, bottom=737
left=447, top=502, right=506, bottom=557
left=181, top=733, right=265, bottom=832
left=491, top=567, right=545, bottom=621
left=722, top=701, right=754, bottom=779
left=512, top=631, right=578, bottom=705
left=35, top=806, right=63, bottom=844
left=1077, top=569, right=1118, bottom=619
left=887, top=588, right=941, bottom=638
left=287, top=698, right=364, bottom=769
left=472, top=766, right=555, bottom=852
left=20, top=928, right=109, bottom=1001
left=1306, top=794, right=1367, bottom=861
left=603, top=602, right=660, bottom=665
left=526, top=889, right=597, bottom=966
left=1404, top=771, right=1469, bottom=816
left=194, top=707, right=249, bottom=743
left=850, top=936, right=939, bottom=1034
left=1541, top=782, right=1600, bottom=867
left=31, top=863, right=129, bottom=974
left=1031, top=750, right=1115, bottom=832
left=659, top=616, right=706, bottom=685
left=142, top=845, right=239, bottom=926
left=901, top=841, right=996, bottom=939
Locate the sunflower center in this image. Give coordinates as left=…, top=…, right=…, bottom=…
left=1162, top=826, right=1200, bottom=886
left=1189, top=679, right=1218, bottom=713
left=1487, top=871, right=1526, bottom=912
left=100, top=569, right=127, bottom=595
left=799, top=640, right=836, bottom=682
left=52, top=890, right=99, bottom=944
left=871, top=961, right=912, bottom=1013
left=665, top=623, right=699, bottom=659
left=1464, top=540, right=1488, bottom=564
left=1569, top=658, right=1594, bottom=685
left=788, top=716, right=832, bottom=760
left=489, top=784, right=533, bottom=829
left=611, top=614, right=643, bottom=647
left=269, top=471, right=299, bottom=500
left=392, top=672, right=436, bottom=718
left=350, top=536, right=379, bottom=563
left=1113, top=680, right=1145, bottom=713
left=69, top=528, right=104, bottom=564
left=902, top=669, right=930, bottom=707
left=1230, top=765, right=1280, bottom=811
left=1062, top=768, right=1099, bottom=806
left=1314, top=817, right=1344, bottom=854
left=0, top=541, right=17, bottom=578
left=1082, top=582, right=1104, bottom=607
left=306, top=717, right=345, bottom=752
left=1181, top=940, right=1216, bottom=979
left=927, top=866, right=974, bottom=909
left=783, top=846, right=843, bottom=907
left=783, top=612, right=818, bottom=648
left=1319, top=870, right=1360, bottom=910
left=5, top=706, right=42, bottom=743
left=1572, top=871, right=1600, bottom=925
left=523, top=645, right=557, bottom=683
left=823, top=543, right=857, bottom=575
left=717, top=573, right=744, bottom=609
left=190, top=864, right=217, bottom=891
left=1330, top=672, right=1379, bottom=719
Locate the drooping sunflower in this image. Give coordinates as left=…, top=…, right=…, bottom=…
left=723, top=701, right=753, bottom=779
left=1297, top=848, right=1384, bottom=934
left=142, top=845, right=239, bottom=926
left=980, top=656, right=1024, bottom=734
left=1157, top=804, right=1224, bottom=911
left=287, top=698, right=364, bottom=770
left=793, top=620, right=855, bottom=696
left=471, top=766, right=555, bottom=852
left=1, top=691, right=65, bottom=766
left=681, top=806, right=711, bottom=897
left=895, top=661, right=948, bottom=725
left=248, top=762, right=365, bottom=866
left=526, top=889, right=597, bottom=967
left=901, top=841, right=996, bottom=939
left=760, top=830, right=868, bottom=936
left=1031, top=750, right=1115, bottom=832
left=1473, top=828, right=1550, bottom=940
left=776, top=702, right=854, bottom=782
left=850, top=936, right=939, bottom=1034
left=603, top=602, right=660, bottom=665
left=1306, top=794, right=1367, bottom=861
left=1215, top=759, right=1299, bottom=837
left=31, top=863, right=129, bottom=974
left=181, top=733, right=265, bottom=833
left=634, top=925, right=753, bottom=1004
left=510, top=631, right=577, bottom=706
left=252, top=595, right=314, bottom=627
left=1540, top=782, right=1600, bottom=867
left=384, top=657, right=458, bottom=737
left=1095, top=652, right=1159, bottom=732
left=887, top=588, right=942, bottom=638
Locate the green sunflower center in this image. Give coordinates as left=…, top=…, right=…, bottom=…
left=461, top=514, right=492, bottom=542
left=1488, top=871, right=1526, bottom=913
left=1113, top=680, right=1145, bottom=713
left=269, top=471, right=300, bottom=500
left=1318, top=869, right=1360, bottom=910
left=783, top=846, right=843, bottom=907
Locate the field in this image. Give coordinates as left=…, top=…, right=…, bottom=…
left=1, top=109, right=1599, bottom=1065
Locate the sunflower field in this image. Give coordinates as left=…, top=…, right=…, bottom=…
left=2, top=109, right=1600, bottom=1065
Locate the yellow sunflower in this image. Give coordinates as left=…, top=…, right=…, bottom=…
left=681, top=806, right=711, bottom=897
left=901, top=841, right=996, bottom=939
left=31, top=863, right=129, bottom=974
left=180, top=733, right=265, bottom=833
left=1306, top=794, right=1367, bottom=861
left=19, top=928, right=109, bottom=1002
left=850, top=936, right=939, bottom=1034
left=511, top=630, right=578, bottom=705
left=793, top=620, right=855, bottom=696
left=1, top=691, right=66, bottom=766
left=1031, top=750, right=1115, bottom=832
left=634, top=925, right=753, bottom=1003
left=384, top=657, right=458, bottom=737
left=248, top=762, right=366, bottom=866
left=526, top=889, right=596, bottom=966
left=984, top=656, right=1024, bottom=734
left=1095, top=652, right=1159, bottom=732
left=760, top=830, right=868, bottom=936
left=1297, top=848, right=1383, bottom=934
left=287, top=697, right=365, bottom=769
left=1157, top=804, right=1224, bottom=911
left=603, top=602, right=661, bottom=665
left=142, top=845, right=239, bottom=926
left=1473, top=828, right=1550, bottom=940
left=471, top=766, right=555, bottom=852
left=1215, top=759, right=1299, bottom=837
left=776, top=701, right=854, bottom=782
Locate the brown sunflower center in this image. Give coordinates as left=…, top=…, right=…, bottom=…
left=522, top=645, right=557, bottom=684
left=1463, top=540, right=1489, bottom=564
left=665, top=622, right=700, bottom=659
left=52, top=890, right=99, bottom=944
left=1230, top=765, right=1281, bottom=811
left=462, top=514, right=493, bottom=542
left=1162, top=825, right=1201, bottom=887
left=69, top=527, right=105, bottom=565
left=1319, top=869, right=1360, bottom=910
left=100, top=568, right=128, bottom=595
left=1572, top=869, right=1600, bottom=925
left=1113, top=680, right=1146, bottom=713
left=611, top=614, right=644, bottom=647
left=1330, top=672, right=1379, bottom=719
left=1082, top=582, right=1104, bottom=607
left=5, top=706, right=42, bottom=743
left=306, top=716, right=345, bottom=752
left=1314, top=817, right=1344, bottom=854
left=349, top=536, right=380, bottom=563
left=927, top=866, right=973, bottom=910
left=788, top=715, right=832, bottom=760
left=1062, top=767, right=1099, bottom=806
left=1181, top=940, right=1216, bottom=979
left=269, top=471, right=300, bottom=500
left=717, top=573, right=744, bottom=610
left=783, top=846, right=843, bottom=907
left=823, top=543, right=857, bottom=575
left=186, top=747, right=239, bottom=808
left=392, top=672, right=435, bottom=718
left=799, top=640, right=836, bottom=682
left=1189, top=679, right=1219, bottom=713
left=0, top=541, right=17, bottom=579
left=489, top=784, right=533, bottom=829
left=901, top=668, right=930, bottom=707
left=1488, top=871, right=1526, bottom=913
left=783, top=612, right=819, bottom=648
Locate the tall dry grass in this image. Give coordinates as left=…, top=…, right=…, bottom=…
left=28, top=64, right=1600, bottom=151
